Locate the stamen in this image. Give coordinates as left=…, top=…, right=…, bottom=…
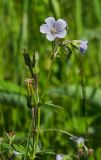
left=50, top=27, right=57, bottom=34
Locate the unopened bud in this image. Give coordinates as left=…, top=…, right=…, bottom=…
left=32, top=51, right=39, bottom=68
left=23, top=52, right=32, bottom=67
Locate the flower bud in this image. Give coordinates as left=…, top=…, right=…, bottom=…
left=23, top=52, right=32, bottom=67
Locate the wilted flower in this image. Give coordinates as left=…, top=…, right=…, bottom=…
left=88, top=148, right=94, bottom=156
left=56, top=154, right=63, bottom=160
left=79, top=41, right=88, bottom=54
left=25, top=78, right=33, bottom=85
left=40, top=17, right=67, bottom=41
left=78, top=148, right=84, bottom=157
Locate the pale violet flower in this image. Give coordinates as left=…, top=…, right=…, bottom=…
left=40, top=17, right=67, bottom=41
left=70, top=136, right=85, bottom=148
left=56, top=154, right=63, bottom=160
left=72, top=40, right=88, bottom=54
left=79, top=41, right=88, bottom=54
left=76, top=137, right=85, bottom=146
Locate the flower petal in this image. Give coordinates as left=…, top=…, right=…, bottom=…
left=45, top=17, right=55, bottom=29
left=46, top=33, right=56, bottom=41
left=55, top=30, right=67, bottom=38
left=80, top=45, right=87, bottom=54
left=81, top=41, right=88, bottom=45
left=56, top=154, right=63, bottom=160
left=79, top=41, right=88, bottom=54
left=55, top=19, right=67, bottom=31
left=40, top=24, right=50, bottom=34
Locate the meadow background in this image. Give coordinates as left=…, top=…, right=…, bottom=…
left=0, top=0, right=101, bottom=159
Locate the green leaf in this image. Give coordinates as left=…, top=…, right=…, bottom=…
left=93, top=0, right=101, bottom=24
left=2, top=143, right=11, bottom=150
left=13, top=144, right=26, bottom=155
left=48, top=85, right=101, bottom=107
left=0, top=79, right=26, bottom=95
left=45, top=101, right=63, bottom=110
left=0, top=91, right=26, bottom=107
left=49, top=0, right=61, bottom=18
left=0, top=79, right=26, bottom=107
left=37, top=149, right=55, bottom=155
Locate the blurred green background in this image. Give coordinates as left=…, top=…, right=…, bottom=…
left=0, top=0, right=101, bottom=159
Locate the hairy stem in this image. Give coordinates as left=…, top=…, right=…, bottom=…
left=41, top=41, right=60, bottom=101
left=33, top=106, right=41, bottom=159
left=32, top=76, right=40, bottom=160
left=80, top=56, right=88, bottom=139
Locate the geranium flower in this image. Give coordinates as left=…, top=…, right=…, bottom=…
left=40, top=17, right=67, bottom=41
left=56, top=154, right=63, bottom=160
left=71, top=40, right=88, bottom=54
left=79, top=41, right=88, bottom=54
left=76, top=137, right=85, bottom=148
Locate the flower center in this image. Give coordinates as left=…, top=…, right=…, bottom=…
left=50, top=27, right=57, bottom=34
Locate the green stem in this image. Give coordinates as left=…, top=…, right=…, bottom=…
left=40, top=128, right=77, bottom=139
left=32, top=76, right=40, bottom=159
left=80, top=56, right=88, bottom=138
left=41, top=55, right=55, bottom=102
left=32, top=106, right=40, bottom=159
left=36, top=107, right=41, bottom=150
left=46, top=57, right=55, bottom=89
left=24, top=119, right=33, bottom=160
left=41, top=44, right=60, bottom=101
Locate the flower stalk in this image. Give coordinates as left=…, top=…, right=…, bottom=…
left=41, top=40, right=60, bottom=102
left=79, top=56, right=88, bottom=139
